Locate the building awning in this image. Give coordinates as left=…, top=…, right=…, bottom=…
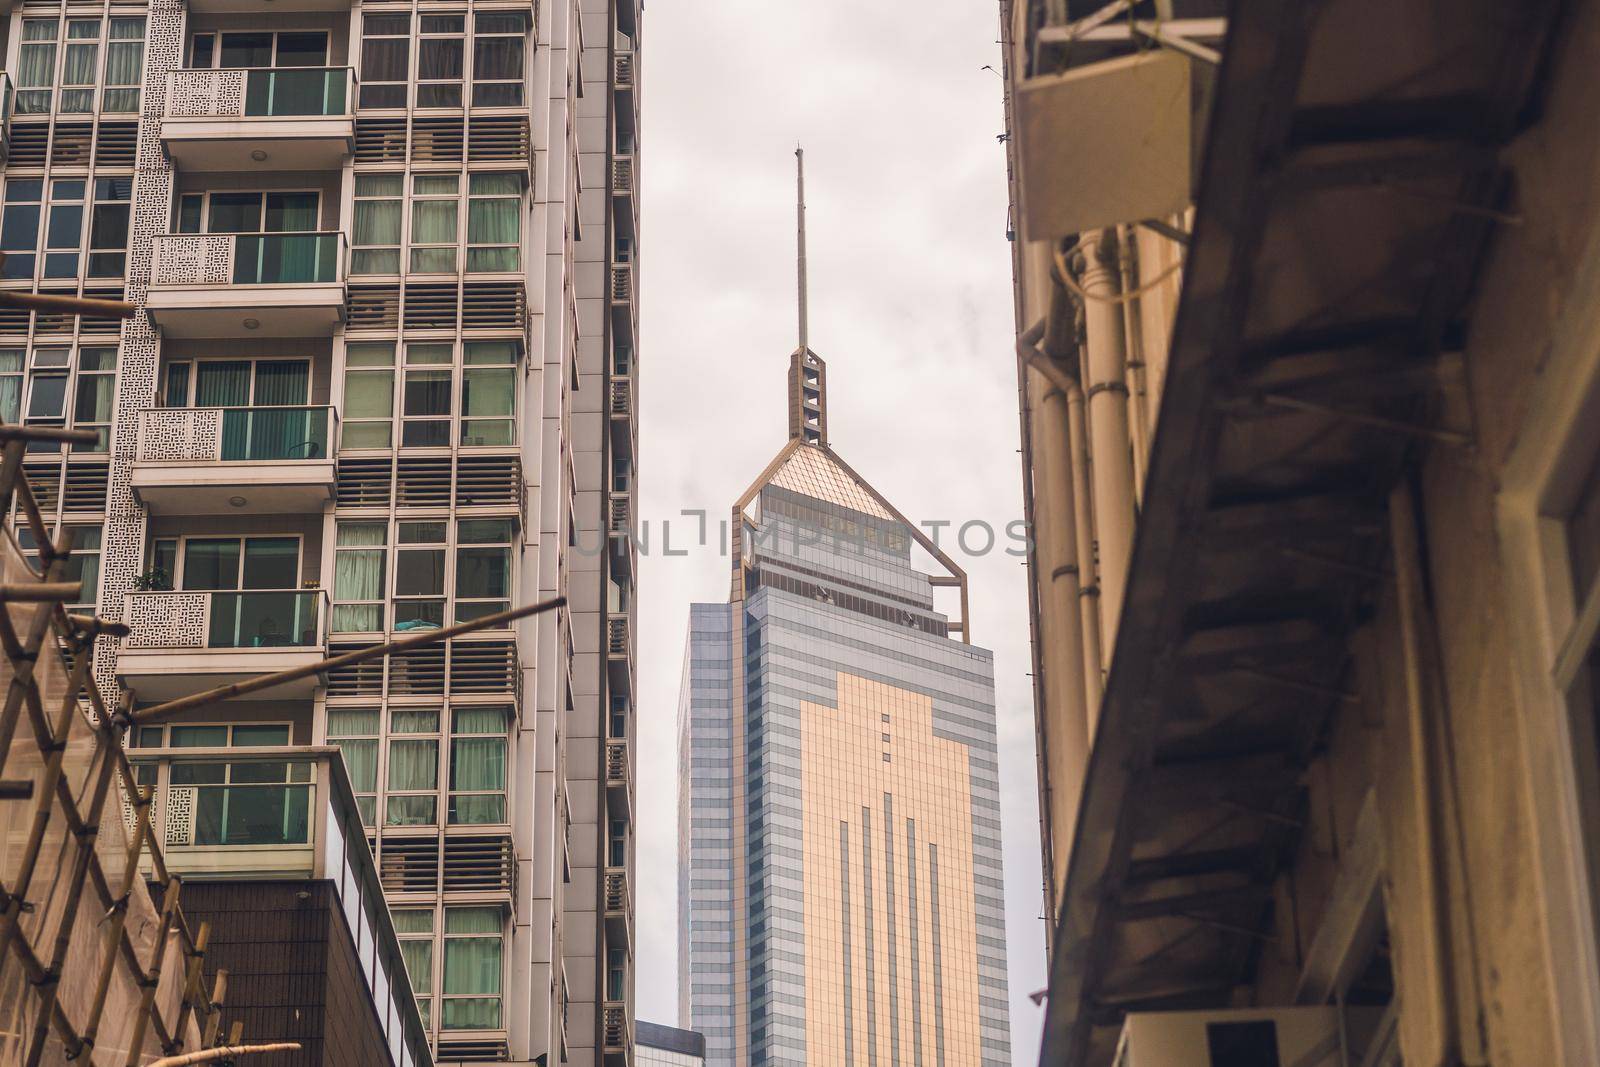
left=1038, top=0, right=1566, bottom=1063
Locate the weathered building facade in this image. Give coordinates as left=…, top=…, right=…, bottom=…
left=1002, top=1, right=1600, bottom=1065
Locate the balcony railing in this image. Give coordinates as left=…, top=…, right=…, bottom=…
left=167, top=67, right=354, bottom=120
left=610, top=379, right=632, bottom=417
left=614, top=54, right=634, bottom=88
left=605, top=738, right=629, bottom=786
left=612, top=156, right=634, bottom=194
left=132, top=746, right=434, bottom=1067
left=610, top=264, right=633, bottom=303
left=152, top=232, right=347, bottom=288
left=138, top=405, right=335, bottom=463
left=602, top=1001, right=631, bottom=1056
left=609, top=494, right=631, bottom=533
left=607, top=617, right=629, bottom=656
left=125, top=589, right=326, bottom=650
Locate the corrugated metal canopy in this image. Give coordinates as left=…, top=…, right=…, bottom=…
left=1037, top=0, right=1566, bottom=1063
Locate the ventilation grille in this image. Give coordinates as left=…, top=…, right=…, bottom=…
left=95, top=123, right=137, bottom=167
left=0, top=303, right=29, bottom=334
left=410, top=116, right=464, bottom=162
left=437, top=1038, right=509, bottom=1063
left=346, top=285, right=400, bottom=331
left=388, top=644, right=446, bottom=696
left=323, top=640, right=519, bottom=697
left=462, top=282, right=526, bottom=331
left=8, top=124, right=48, bottom=167
left=335, top=457, right=393, bottom=508
left=22, top=462, right=60, bottom=514
left=449, top=641, right=517, bottom=693
left=467, top=116, right=529, bottom=161
left=455, top=455, right=520, bottom=508
left=354, top=119, right=407, bottom=163
left=443, top=834, right=514, bottom=893
left=50, top=123, right=93, bottom=166
left=326, top=642, right=384, bottom=696
left=396, top=455, right=452, bottom=507
left=403, top=283, right=458, bottom=331
left=32, top=293, right=76, bottom=334
left=377, top=835, right=439, bottom=894
left=63, top=462, right=109, bottom=512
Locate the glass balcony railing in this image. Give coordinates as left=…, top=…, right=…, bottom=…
left=150, top=232, right=347, bottom=288
left=124, top=588, right=327, bottom=652
left=220, top=405, right=332, bottom=461
left=244, top=67, right=350, bottom=117
left=208, top=590, right=323, bottom=648
left=166, top=67, right=354, bottom=121
left=137, top=405, right=336, bottom=465
left=167, top=758, right=313, bottom=846
left=233, top=232, right=344, bottom=285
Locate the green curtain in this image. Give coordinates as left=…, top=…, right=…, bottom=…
left=0, top=351, right=22, bottom=423
left=332, top=737, right=377, bottom=793
left=104, top=18, right=143, bottom=112
left=443, top=908, right=502, bottom=1028
left=387, top=739, right=437, bottom=791
left=18, top=22, right=56, bottom=114
left=399, top=938, right=433, bottom=995
left=410, top=198, right=457, bottom=272
left=466, top=199, right=518, bottom=272
left=196, top=362, right=250, bottom=406
left=353, top=199, right=401, bottom=274
left=332, top=523, right=386, bottom=632
left=248, top=361, right=311, bottom=460
left=449, top=707, right=507, bottom=824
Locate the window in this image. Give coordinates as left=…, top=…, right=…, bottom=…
left=88, top=179, right=133, bottom=277
left=2, top=181, right=44, bottom=280
left=352, top=175, right=402, bottom=275
left=455, top=519, right=512, bottom=622
left=402, top=343, right=453, bottom=447
left=131, top=722, right=292, bottom=748
left=410, top=176, right=459, bottom=273
left=104, top=18, right=145, bottom=112
left=449, top=706, right=509, bottom=824
left=471, top=11, right=527, bottom=107
left=395, top=521, right=447, bottom=628
left=359, top=13, right=410, bottom=108
left=608, top=818, right=626, bottom=868
left=16, top=20, right=59, bottom=114
left=187, top=30, right=328, bottom=69
left=606, top=947, right=626, bottom=1003
left=341, top=343, right=395, bottom=448
left=14, top=16, right=144, bottom=114
left=417, top=15, right=465, bottom=108
left=442, top=907, right=502, bottom=1029
left=393, top=909, right=435, bottom=1028
left=386, top=708, right=440, bottom=826
left=466, top=173, right=522, bottom=272
left=15, top=525, right=101, bottom=612
left=44, top=180, right=86, bottom=280
left=0, top=346, right=114, bottom=453
left=327, top=707, right=379, bottom=825
left=333, top=523, right=387, bottom=633
left=461, top=341, right=516, bottom=445
left=175, top=191, right=319, bottom=235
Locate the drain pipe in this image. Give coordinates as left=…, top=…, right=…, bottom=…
left=1116, top=223, right=1151, bottom=502
left=1019, top=320, right=1092, bottom=860
left=1074, top=229, right=1138, bottom=665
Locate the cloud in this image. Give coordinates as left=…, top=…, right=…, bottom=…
left=635, top=1, right=1045, bottom=1058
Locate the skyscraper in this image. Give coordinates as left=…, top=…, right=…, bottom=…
left=677, top=154, right=1010, bottom=1067
left=0, top=0, right=641, bottom=1061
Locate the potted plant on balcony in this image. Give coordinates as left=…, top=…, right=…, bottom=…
left=132, top=567, right=171, bottom=592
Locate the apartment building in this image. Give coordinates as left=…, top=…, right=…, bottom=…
left=0, top=0, right=640, bottom=1061
left=1002, top=1, right=1600, bottom=1066
left=635, top=1022, right=705, bottom=1067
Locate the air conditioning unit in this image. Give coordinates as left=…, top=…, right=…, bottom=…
left=1114, top=1007, right=1387, bottom=1067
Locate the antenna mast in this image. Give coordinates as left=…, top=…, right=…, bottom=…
left=796, top=145, right=808, bottom=353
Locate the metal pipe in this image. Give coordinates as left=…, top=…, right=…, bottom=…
left=1066, top=380, right=1105, bottom=724
left=1116, top=224, right=1151, bottom=502
left=1076, top=229, right=1138, bottom=657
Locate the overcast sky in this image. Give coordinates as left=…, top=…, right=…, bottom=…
left=633, top=1, right=1046, bottom=1058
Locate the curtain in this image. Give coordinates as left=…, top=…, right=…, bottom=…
left=104, top=18, right=143, bottom=112
left=353, top=198, right=400, bottom=274
left=443, top=908, right=502, bottom=1029
left=332, top=523, right=386, bottom=633
left=386, top=739, right=438, bottom=825
left=202, top=361, right=252, bottom=459
left=249, top=361, right=311, bottom=460
left=466, top=199, right=518, bottom=272
left=399, top=938, right=433, bottom=995
left=411, top=198, right=457, bottom=273
left=0, top=351, right=22, bottom=423
left=332, top=737, right=377, bottom=793
left=450, top=707, right=506, bottom=824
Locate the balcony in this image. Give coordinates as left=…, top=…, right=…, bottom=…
left=162, top=67, right=354, bottom=170
left=131, top=406, right=336, bottom=514
left=603, top=867, right=632, bottom=948
left=146, top=232, right=347, bottom=337
left=133, top=745, right=434, bottom=1067
left=119, top=588, right=328, bottom=702
left=605, top=737, right=631, bottom=817
left=602, top=1000, right=633, bottom=1067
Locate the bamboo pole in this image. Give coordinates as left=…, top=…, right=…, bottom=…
left=133, top=594, right=567, bottom=723
left=147, top=1043, right=303, bottom=1067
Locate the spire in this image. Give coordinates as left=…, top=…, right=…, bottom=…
left=789, top=146, right=828, bottom=447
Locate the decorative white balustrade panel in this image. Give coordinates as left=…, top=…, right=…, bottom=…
left=164, top=786, right=198, bottom=846
left=166, top=69, right=246, bottom=118
left=125, top=592, right=210, bottom=649
left=151, top=234, right=235, bottom=286
left=138, top=407, right=223, bottom=462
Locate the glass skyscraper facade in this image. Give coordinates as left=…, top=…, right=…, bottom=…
left=678, top=356, right=1011, bottom=1066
